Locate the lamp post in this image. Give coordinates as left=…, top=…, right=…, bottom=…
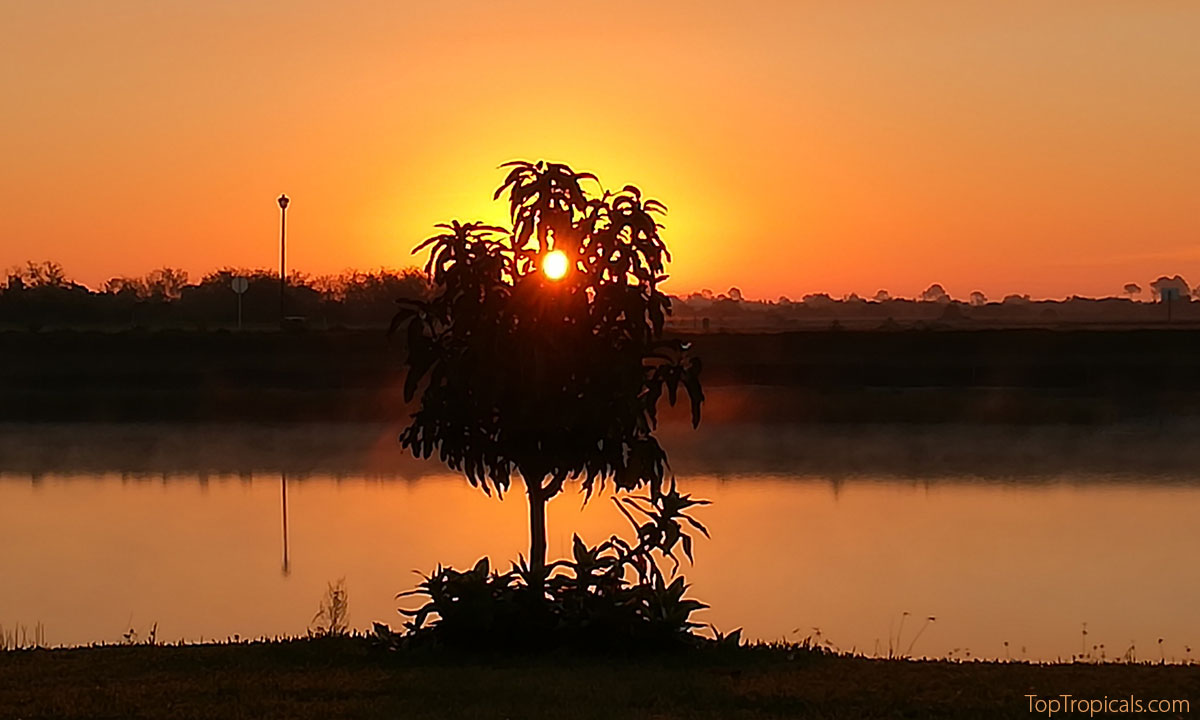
left=277, top=194, right=289, bottom=327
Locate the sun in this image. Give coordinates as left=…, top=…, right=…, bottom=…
left=542, top=249, right=569, bottom=280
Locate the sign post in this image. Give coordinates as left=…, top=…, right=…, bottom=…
left=1162, top=286, right=1180, bottom=323
left=231, top=276, right=249, bottom=330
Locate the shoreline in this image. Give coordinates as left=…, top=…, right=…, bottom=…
left=5, top=328, right=1200, bottom=424
left=2, top=640, right=1196, bottom=719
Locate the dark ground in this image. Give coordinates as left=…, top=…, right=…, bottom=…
left=1, top=641, right=1196, bottom=720
left=4, top=328, right=1200, bottom=423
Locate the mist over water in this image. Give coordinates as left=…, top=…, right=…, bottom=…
left=3, top=419, right=1199, bottom=661
left=6, top=415, right=1200, bottom=482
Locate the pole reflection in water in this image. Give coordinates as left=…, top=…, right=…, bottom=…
left=281, top=471, right=290, bottom=577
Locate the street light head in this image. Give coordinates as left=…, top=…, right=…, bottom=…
left=277, top=194, right=290, bottom=210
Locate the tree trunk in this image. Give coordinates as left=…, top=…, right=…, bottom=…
left=527, top=481, right=548, bottom=589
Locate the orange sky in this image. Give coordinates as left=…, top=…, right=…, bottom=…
left=2, top=1, right=1197, bottom=300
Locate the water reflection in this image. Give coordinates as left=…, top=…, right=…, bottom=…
left=281, top=472, right=290, bottom=577
left=2, top=423, right=1199, bottom=660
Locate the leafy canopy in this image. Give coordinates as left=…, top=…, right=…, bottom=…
left=392, top=160, right=702, bottom=500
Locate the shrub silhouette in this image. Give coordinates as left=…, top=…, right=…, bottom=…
left=378, top=480, right=712, bottom=651
left=391, top=160, right=704, bottom=583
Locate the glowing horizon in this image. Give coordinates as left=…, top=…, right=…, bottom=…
left=2, top=2, right=1198, bottom=301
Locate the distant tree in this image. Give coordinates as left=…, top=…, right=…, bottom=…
left=303, top=268, right=430, bottom=326
left=0, top=261, right=91, bottom=328
left=101, top=268, right=189, bottom=301
left=802, top=293, right=835, bottom=309
left=3, top=269, right=25, bottom=292
left=392, top=161, right=703, bottom=580
left=921, top=283, right=949, bottom=303
left=103, top=276, right=149, bottom=298
left=1123, top=283, right=1142, bottom=300
left=200, top=267, right=257, bottom=287
left=340, top=268, right=428, bottom=308
left=97, top=276, right=147, bottom=327
left=969, top=291, right=987, bottom=307
left=873, top=289, right=891, bottom=302
left=9, top=260, right=71, bottom=289
left=143, top=267, right=189, bottom=301
left=1002, top=294, right=1031, bottom=305
left=727, top=287, right=743, bottom=302
left=1150, top=275, right=1190, bottom=302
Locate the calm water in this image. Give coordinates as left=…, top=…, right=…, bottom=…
left=3, top=422, right=1199, bottom=661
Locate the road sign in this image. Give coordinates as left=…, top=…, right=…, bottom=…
left=1162, top=286, right=1181, bottom=323
left=231, top=277, right=249, bottom=330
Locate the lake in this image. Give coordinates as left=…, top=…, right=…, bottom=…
left=2, top=421, right=1199, bottom=661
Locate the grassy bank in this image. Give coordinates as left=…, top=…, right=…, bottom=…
left=1, top=640, right=1196, bottom=719
left=4, top=328, right=1200, bottom=423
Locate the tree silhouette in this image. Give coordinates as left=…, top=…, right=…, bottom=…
left=921, top=283, right=949, bottom=303
left=391, top=161, right=703, bottom=582
left=143, top=267, right=190, bottom=301
left=8, top=260, right=70, bottom=289
left=1150, top=275, right=1190, bottom=302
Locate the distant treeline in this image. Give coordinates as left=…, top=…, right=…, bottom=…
left=1, top=261, right=429, bottom=330
left=3, top=260, right=1196, bottom=331
left=669, top=283, right=1197, bottom=331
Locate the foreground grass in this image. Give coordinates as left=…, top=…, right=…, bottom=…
left=1, top=640, right=1197, bottom=719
